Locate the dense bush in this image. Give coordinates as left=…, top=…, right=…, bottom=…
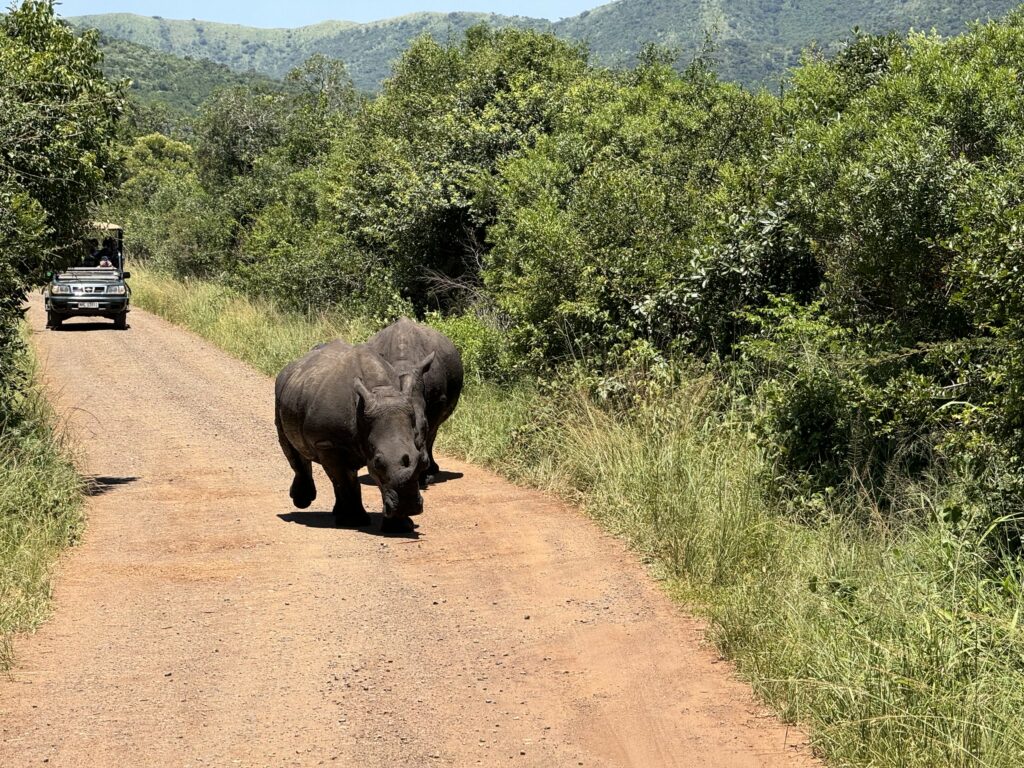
left=324, top=27, right=592, bottom=308
left=0, top=1, right=123, bottom=417
left=485, top=50, right=781, bottom=363
left=425, top=310, right=518, bottom=383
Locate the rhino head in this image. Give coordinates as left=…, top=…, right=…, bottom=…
left=354, top=353, right=434, bottom=520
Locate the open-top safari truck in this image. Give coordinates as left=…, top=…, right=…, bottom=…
left=44, top=222, right=131, bottom=330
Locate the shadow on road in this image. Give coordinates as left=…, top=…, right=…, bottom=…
left=85, top=475, right=139, bottom=497
left=277, top=510, right=421, bottom=539
left=53, top=321, right=127, bottom=332
left=277, top=511, right=337, bottom=528
left=358, top=470, right=463, bottom=487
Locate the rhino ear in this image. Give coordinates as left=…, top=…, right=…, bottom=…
left=354, top=377, right=372, bottom=409
left=399, top=372, right=415, bottom=394
left=417, top=351, right=436, bottom=376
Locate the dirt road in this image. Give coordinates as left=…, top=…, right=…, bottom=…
left=1, top=299, right=816, bottom=767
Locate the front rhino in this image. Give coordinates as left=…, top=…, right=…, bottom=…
left=275, top=344, right=433, bottom=533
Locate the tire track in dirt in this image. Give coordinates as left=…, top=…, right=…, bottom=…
left=0, top=298, right=817, bottom=767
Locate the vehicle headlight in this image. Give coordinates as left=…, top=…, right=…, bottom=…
left=107, top=285, right=126, bottom=295
left=50, top=284, right=71, bottom=295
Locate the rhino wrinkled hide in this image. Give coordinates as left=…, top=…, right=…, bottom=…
left=275, top=343, right=431, bottom=533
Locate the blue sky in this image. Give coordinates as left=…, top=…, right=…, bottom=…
left=54, top=0, right=602, bottom=25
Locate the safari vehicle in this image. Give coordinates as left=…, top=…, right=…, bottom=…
left=44, top=222, right=131, bottom=330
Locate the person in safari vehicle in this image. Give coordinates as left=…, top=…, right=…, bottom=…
left=44, top=223, right=132, bottom=330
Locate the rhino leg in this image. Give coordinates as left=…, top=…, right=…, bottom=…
left=425, top=423, right=441, bottom=483
left=277, top=417, right=316, bottom=509
left=322, top=457, right=370, bottom=528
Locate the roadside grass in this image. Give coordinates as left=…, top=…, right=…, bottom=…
left=440, top=384, right=1024, bottom=766
left=0, top=329, right=84, bottom=670
left=130, top=269, right=378, bottom=376
left=132, top=267, right=1024, bottom=767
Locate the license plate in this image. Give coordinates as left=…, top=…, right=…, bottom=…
left=79, top=302, right=99, bottom=308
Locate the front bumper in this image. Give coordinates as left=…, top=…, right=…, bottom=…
left=46, top=296, right=129, bottom=317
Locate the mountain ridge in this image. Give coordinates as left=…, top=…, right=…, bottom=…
left=70, top=1, right=1024, bottom=90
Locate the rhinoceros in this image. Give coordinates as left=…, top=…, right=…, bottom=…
left=366, top=318, right=464, bottom=486
left=275, top=343, right=433, bottom=533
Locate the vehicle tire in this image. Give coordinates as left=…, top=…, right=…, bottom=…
left=46, top=311, right=62, bottom=330
left=113, top=311, right=128, bottom=330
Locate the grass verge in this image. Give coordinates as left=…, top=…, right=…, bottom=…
left=0, top=328, right=84, bottom=670
left=131, top=267, right=1024, bottom=767
left=130, top=270, right=376, bottom=375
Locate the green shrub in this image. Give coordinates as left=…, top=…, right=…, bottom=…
left=484, top=55, right=780, bottom=364
left=739, top=301, right=948, bottom=522
left=424, top=310, right=518, bottom=383
left=0, top=335, right=83, bottom=669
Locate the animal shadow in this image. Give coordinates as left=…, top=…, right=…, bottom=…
left=357, top=470, right=463, bottom=487
left=85, top=475, right=139, bottom=496
left=277, top=510, right=420, bottom=539
left=429, top=470, right=463, bottom=484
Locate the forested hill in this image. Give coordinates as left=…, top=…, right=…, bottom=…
left=100, top=37, right=281, bottom=115
left=556, top=0, right=1024, bottom=86
left=71, top=12, right=541, bottom=91
left=71, top=0, right=1022, bottom=89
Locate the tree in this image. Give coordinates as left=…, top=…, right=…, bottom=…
left=325, top=27, right=591, bottom=308
left=0, top=1, right=123, bottom=413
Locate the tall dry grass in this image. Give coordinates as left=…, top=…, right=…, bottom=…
left=0, top=329, right=84, bottom=669
left=131, top=270, right=378, bottom=376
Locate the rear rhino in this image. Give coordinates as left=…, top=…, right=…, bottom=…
left=275, top=344, right=433, bottom=533
left=366, top=318, right=464, bottom=486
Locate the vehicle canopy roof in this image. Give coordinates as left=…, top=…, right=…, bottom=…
left=88, top=221, right=123, bottom=233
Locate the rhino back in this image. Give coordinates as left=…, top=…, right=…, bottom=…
left=367, top=318, right=464, bottom=407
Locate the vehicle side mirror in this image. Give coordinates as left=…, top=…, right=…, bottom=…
left=121, top=271, right=131, bottom=279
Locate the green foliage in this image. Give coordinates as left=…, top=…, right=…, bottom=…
left=0, top=0, right=123, bottom=414
left=484, top=52, right=780, bottom=364
left=738, top=301, right=947, bottom=521
left=0, top=334, right=83, bottom=670
left=194, top=86, right=287, bottom=186
left=424, top=311, right=517, bottom=383
left=111, top=132, right=231, bottom=276
left=326, top=27, right=591, bottom=308
left=235, top=198, right=408, bottom=320
left=97, top=35, right=282, bottom=122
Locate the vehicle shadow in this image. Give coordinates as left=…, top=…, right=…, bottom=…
left=54, top=321, right=125, bottom=332
left=85, top=475, right=139, bottom=496
left=277, top=510, right=420, bottom=540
